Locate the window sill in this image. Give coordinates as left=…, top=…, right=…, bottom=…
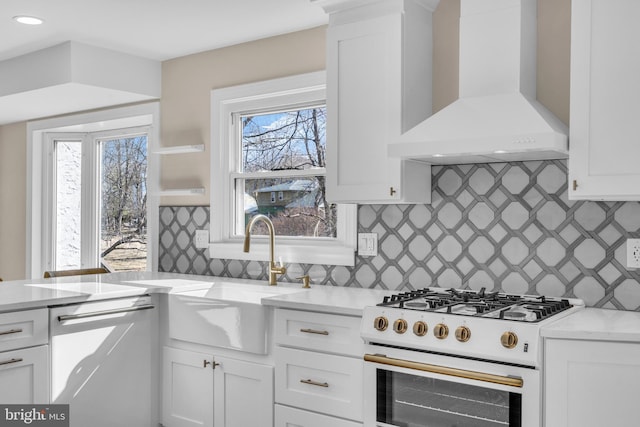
left=209, top=239, right=356, bottom=267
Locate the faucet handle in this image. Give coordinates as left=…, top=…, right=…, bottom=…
left=296, top=275, right=311, bottom=288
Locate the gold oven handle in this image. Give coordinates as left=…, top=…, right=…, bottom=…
left=364, top=354, right=524, bottom=388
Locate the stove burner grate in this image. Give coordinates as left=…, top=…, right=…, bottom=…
left=378, top=287, right=573, bottom=322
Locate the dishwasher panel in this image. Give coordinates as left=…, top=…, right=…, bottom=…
left=50, top=296, right=154, bottom=427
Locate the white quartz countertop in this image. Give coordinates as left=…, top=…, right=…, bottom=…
left=0, top=272, right=390, bottom=316
left=261, top=285, right=392, bottom=316
left=541, top=307, right=640, bottom=342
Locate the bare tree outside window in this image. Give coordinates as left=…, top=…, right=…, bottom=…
left=240, top=107, right=336, bottom=238
left=100, top=135, right=148, bottom=271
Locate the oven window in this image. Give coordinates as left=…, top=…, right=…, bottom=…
left=376, top=369, right=522, bottom=427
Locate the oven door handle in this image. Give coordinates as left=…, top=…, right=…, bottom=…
left=364, top=354, right=524, bottom=388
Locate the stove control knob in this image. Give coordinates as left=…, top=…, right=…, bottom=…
left=413, top=321, right=428, bottom=337
left=501, top=331, right=518, bottom=349
left=373, top=316, right=389, bottom=331
left=455, top=326, right=471, bottom=343
left=433, top=323, right=449, bottom=339
left=393, top=319, right=408, bottom=334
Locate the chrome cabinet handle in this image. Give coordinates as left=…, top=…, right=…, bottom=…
left=0, top=358, right=23, bottom=367
left=57, top=304, right=154, bottom=322
left=0, top=328, right=23, bottom=336
left=300, top=379, right=329, bottom=388
left=300, top=328, right=329, bottom=336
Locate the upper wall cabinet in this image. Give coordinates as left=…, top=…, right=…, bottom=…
left=317, top=0, right=437, bottom=204
left=569, top=0, right=640, bottom=200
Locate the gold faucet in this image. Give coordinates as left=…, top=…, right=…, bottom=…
left=243, top=214, right=287, bottom=285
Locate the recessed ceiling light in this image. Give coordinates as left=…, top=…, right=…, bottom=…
left=13, top=15, right=44, bottom=25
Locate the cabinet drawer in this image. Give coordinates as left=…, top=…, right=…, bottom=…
left=275, top=404, right=362, bottom=427
left=275, top=347, right=363, bottom=421
left=0, top=308, right=48, bottom=352
left=275, top=309, right=363, bottom=357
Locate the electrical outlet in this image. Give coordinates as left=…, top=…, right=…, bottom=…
left=627, top=239, right=640, bottom=269
left=195, top=230, right=209, bottom=249
left=358, top=233, right=378, bottom=257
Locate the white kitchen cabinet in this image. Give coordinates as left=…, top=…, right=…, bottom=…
left=163, top=347, right=214, bottom=427
left=213, top=355, right=273, bottom=427
left=0, top=308, right=49, bottom=404
left=274, top=308, right=364, bottom=423
left=275, top=404, right=362, bottom=427
left=322, top=0, right=434, bottom=203
left=569, top=0, right=640, bottom=200
left=0, top=345, right=49, bottom=404
left=162, top=346, right=273, bottom=427
left=544, top=339, right=640, bottom=427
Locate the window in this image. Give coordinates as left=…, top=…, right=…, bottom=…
left=26, top=103, right=159, bottom=278
left=47, top=129, right=149, bottom=272
left=211, top=72, right=356, bottom=266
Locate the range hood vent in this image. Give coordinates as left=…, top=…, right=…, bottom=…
left=389, top=0, right=568, bottom=164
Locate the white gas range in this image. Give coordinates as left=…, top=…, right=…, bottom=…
left=360, top=287, right=584, bottom=427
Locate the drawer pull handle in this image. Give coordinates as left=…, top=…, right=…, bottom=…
left=0, top=358, right=23, bottom=366
left=0, top=328, right=23, bottom=336
left=300, top=379, right=329, bottom=388
left=300, top=328, right=329, bottom=336
left=57, top=304, right=154, bottom=322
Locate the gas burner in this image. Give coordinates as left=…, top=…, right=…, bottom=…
left=377, top=287, right=574, bottom=322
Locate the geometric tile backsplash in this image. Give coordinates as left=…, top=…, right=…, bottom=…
left=158, top=160, right=640, bottom=311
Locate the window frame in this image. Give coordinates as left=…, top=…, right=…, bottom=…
left=210, top=71, right=357, bottom=266
left=44, top=128, right=150, bottom=271
left=26, top=103, right=159, bottom=279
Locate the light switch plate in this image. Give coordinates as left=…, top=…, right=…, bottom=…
left=195, top=230, right=209, bottom=249
left=358, top=233, right=378, bottom=257
left=627, top=238, right=640, bottom=269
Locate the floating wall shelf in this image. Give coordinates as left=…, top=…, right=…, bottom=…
left=158, top=188, right=205, bottom=197
left=154, top=144, right=205, bottom=155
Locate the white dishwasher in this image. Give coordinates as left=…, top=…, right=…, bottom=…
left=50, top=295, right=155, bottom=427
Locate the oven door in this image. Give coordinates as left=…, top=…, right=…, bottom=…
left=363, top=346, right=540, bottom=427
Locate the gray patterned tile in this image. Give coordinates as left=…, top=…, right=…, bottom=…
left=502, top=202, right=529, bottom=230
left=158, top=160, right=640, bottom=311
left=574, top=203, right=606, bottom=231
left=574, top=239, right=605, bottom=269
left=469, top=168, right=494, bottom=195
left=614, top=203, right=640, bottom=232
left=502, top=165, right=529, bottom=194
left=614, top=279, right=640, bottom=310
left=573, top=277, right=606, bottom=306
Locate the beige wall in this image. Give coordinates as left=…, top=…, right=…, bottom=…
left=160, top=0, right=571, bottom=207
left=159, top=26, right=328, bottom=206
left=433, top=0, right=570, bottom=124
left=0, top=0, right=571, bottom=279
left=0, top=122, right=27, bottom=280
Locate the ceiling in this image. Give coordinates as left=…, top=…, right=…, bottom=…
left=0, top=0, right=329, bottom=62
left=0, top=0, right=329, bottom=125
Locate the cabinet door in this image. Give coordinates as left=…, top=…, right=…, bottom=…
left=569, top=0, right=640, bottom=200
left=0, top=345, right=48, bottom=404
left=544, top=339, right=640, bottom=427
left=213, top=356, right=273, bottom=427
left=162, top=347, right=214, bottom=427
left=326, top=13, right=430, bottom=204
left=275, top=404, right=362, bottom=427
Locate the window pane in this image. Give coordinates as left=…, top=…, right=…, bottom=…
left=100, top=136, right=147, bottom=271
left=241, top=177, right=337, bottom=238
left=241, top=107, right=326, bottom=172
left=55, top=141, right=82, bottom=270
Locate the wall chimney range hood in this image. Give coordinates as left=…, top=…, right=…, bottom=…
left=389, top=0, right=568, bottom=164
